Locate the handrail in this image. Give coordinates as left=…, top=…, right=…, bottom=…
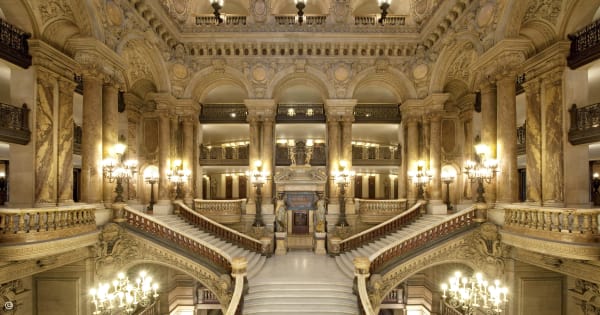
left=122, top=206, right=232, bottom=273
left=502, top=204, right=600, bottom=242
left=338, top=201, right=424, bottom=253
left=0, top=204, right=96, bottom=243
left=194, top=199, right=245, bottom=224
left=369, top=206, right=478, bottom=273
left=174, top=201, right=265, bottom=254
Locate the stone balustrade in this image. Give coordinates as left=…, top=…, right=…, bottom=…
left=503, top=205, right=600, bottom=243
left=357, top=199, right=408, bottom=224
left=193, top=199, right=245, bottom=224
left=0, top=205, right=96, bottom=243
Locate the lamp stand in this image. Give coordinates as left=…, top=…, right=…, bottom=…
left=146, top=179, right=156, bottom=212
left=114, top=178, right=125, bottom=203
left=296, top=2, right=305, bottom=25
left=443, top=179, right=453, bottom=211
left=253, top=183, right=264, bottom=227
left=337, top=182, right=349, bottom=227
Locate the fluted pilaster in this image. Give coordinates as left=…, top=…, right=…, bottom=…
left=182, top=115, right=196, bottom=200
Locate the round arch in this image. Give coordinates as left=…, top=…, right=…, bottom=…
left=117, top=36, right=171, bottom=93
left=346, top=67, right=417, bottom=102
left=430, top=35, right=482, bottom=93
left=0, top=1, right=39, bottom=37
left=519, top=19, right=557, bottom=52
left=184, top=67, right=252, bottom=101
left=267, top=66, right=334, bottom=101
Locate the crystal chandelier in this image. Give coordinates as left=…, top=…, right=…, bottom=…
left=440, top=271, right=508, bottom=315
left=89, top=271, right=159, bottom=315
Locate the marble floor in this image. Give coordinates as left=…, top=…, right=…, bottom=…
left=250, top=250, right=350, bottom=282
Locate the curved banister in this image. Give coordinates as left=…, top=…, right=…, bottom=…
left=339, top=201, right=425, bottom=253
left=122, top=206, right=232, bottom=273
left=369, top=206, right=478, bottom=273
left=174, top=201, right=265, bottom=254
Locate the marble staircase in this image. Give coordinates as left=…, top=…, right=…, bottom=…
left=243, top=252, right=358, bottom=315
left=335, top=214, right=447, bottom=279
left=154, top=214, right=267, bottom=279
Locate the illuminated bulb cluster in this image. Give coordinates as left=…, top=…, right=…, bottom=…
left=332, top=160, right=355, bottom=185
left=464, top=144, right=499, bottom=183
left=89, top=271, right=159, bottom=315
left=167, top=159, right=191, bottom=184
left=440, top=271, right=508, bottom=314
left=246, top=160, right=268, bottom=184
left=408, top=160, right=432, bottom=184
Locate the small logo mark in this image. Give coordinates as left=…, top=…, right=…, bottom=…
left=4, top=301, right=13, bottom=310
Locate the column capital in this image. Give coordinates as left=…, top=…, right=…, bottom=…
left=244, top=99, right=276, bottom=121
left=148, top=93, right=177, bottom=111
left=423, top=93, right=450, bottom=112
left=324, top=99, right=357, bottom=118
left=521, top=77, right=541, bottom=93
left=173, top=98, right=201, bottom=117
left=30, top=40, right=78, bottom=81
left=67, top=37, right=125, bottom=74
left=523, top=41, right=570, bottom=81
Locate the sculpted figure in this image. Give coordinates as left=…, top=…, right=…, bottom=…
left=315, top=195, right=326, bottom=232
left=275, top=199, right=287, bottom=232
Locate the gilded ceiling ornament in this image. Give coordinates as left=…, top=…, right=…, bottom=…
left=106, top=0, right=124, bottom=26
left=39, top=0, right=74, bottom=23
left=524, top=0, right=562, bottom=24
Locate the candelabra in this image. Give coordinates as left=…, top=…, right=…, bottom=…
left=144, top=167, right=159, bottom=212
left=441, top=170, right=456, bottom=211
left=378, top=0, right=391, bottom=25
left=440, top=271, right=508, bottom=315
left=464, top=144, right=498, bottom=203
left=247, top=160, right=268, bottom=227
left=103, top=143, right=138, bottom=203
left=210, top=0, right=224, bottom=24
left=167, top=159, right=191, bottom=200
left=408, top=160, right=432, bottom=200
left=295, top=0, right=306, bottom=25
left=89, top=270, right=159, bottom=315
left=332, top=160, right=354, bottom=227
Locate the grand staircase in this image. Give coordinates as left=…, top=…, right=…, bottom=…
left=335, top=214, right=447, bottom=278
left=154, top=214, right=267, bottom=279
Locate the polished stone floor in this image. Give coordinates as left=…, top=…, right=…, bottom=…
left=251, top=250, right=349, bottom=282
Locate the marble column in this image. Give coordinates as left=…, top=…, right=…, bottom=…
left=102, top=82, right=119, bottom=205
left=523, top=79, right=542, bottom=204
left=57, top=77, right=76, bottom=205
left=81, top=71, right=104, bottom=204
left=428, top=112, right=442, bottom=201
left=247, top=116, right=260, bottom=204
left=460, top=109, right=474, bottom=201
left=261, top=115, right=274, bottom=203
left=158, top=111, right=171, bottom=201
left=34, top=70, right=57, bottom=206
left=327, top=116, right=341, bottom=199
left=341, top=115, right=354, bottom=200
left=182, top=116, right=195, bottom=200
left=404, top=115, right=420, bottom=202
left=541, top=70, right=564, bottom=206
left=496, top=76, right=518, bottom=204
left=480, top=81, right=498, bottom=204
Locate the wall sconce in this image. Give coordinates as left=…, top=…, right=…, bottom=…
left=210, top=0, right=224, bottom=24
left=378, top=0, right=391, bottom=25
left=441, top=169, right=456, bottom=211
left=103, top=143, right=138, bottom=203
left=464, top=144, right=498, bottom=203
left=143, top=166, right=159, bottom=212
left=408, top=160, right=432, bottom=200
left=332, top=160, right=355, bottom=227
left=167, top=159, right=191, bottom=200
left=246, top=160, right=269, bottom=227
left=295, top=0, right=306, bottom=25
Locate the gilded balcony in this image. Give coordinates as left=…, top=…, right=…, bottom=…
left=0, top=103, right=31, bottom=145
left=200, top=143, right=249, bottom=166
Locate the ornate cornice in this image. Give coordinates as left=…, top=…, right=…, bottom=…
left=65, top=37, right=126, bottom=78
left=324, top=99, right=357, bottom=118
left=0, top=231, right=99, bottom=262
left=501, top=229, right=600, bottom=261
left=512, top=247, right=600, bottom=284
left=29, top=40, right=79, bottom=81
left=522, top=41, right=570, bottom=82
left=472, top=39, right=534, bottom=74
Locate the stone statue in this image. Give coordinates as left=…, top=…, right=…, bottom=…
left=275, top=199, right=287, bottom=232
left=315, top=195, right=326, bottom=233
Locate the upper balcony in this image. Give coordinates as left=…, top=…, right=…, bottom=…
left=0, top=102, right=31, bottom=145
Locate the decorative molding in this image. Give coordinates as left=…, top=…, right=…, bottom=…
left=523, top=0, right=562, bottom=24
left=0, top=231, right=98, bottom=262
left=501, top=229, right=600, bottom=261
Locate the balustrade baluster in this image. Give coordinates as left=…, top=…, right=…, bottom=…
left=18, top=214, right=25, bottom=233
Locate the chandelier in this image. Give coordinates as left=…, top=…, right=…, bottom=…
left=464, top=144, right=498, bottom=203
left=408, top=160, right=432, bottom=200
left=440, top=271, right=508, bottom=315
left=89, top=271, right=159, bottom=315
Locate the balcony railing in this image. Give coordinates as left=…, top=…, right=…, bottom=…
left=0, top=17, right=31, bottom=68
left=200, top=104, right=247, bottom=123
left=0, top=102, right=30, bottom=145
left=275, top=142, right=327, bottom=166
left=273, top=15, right=327, bottom=25
left=199, top=144, right=249, bottom=165
left=354, top=15, right=405, bottom=26
left=354, top=104, right=401, bottom=123
left=356, top=199, right=408, bottom=224
left=276, top=104, right=325, bottom=123
left=193, top=199, right=245, bottom=224
left=0, top=205, right=96, bottom=243
left=568, top=103, right=600, bottom=144
left=196, top=15, right=247, bottom=26
left=568, top=19, right=600, bottom=69
left=352, top=144, right=401, bottom=166
left=516, top=123, right=525, bottom=155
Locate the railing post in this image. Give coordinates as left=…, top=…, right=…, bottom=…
left=112, top=203, right=126, bottom=223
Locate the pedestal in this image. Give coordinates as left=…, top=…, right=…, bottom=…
left=314, top=232, right=326, bottom=255
left=275, top=232, right=287, bottom=256
left=112, top=202, right=127, bottom=223
left=328, top=235, right=341, bottom=255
